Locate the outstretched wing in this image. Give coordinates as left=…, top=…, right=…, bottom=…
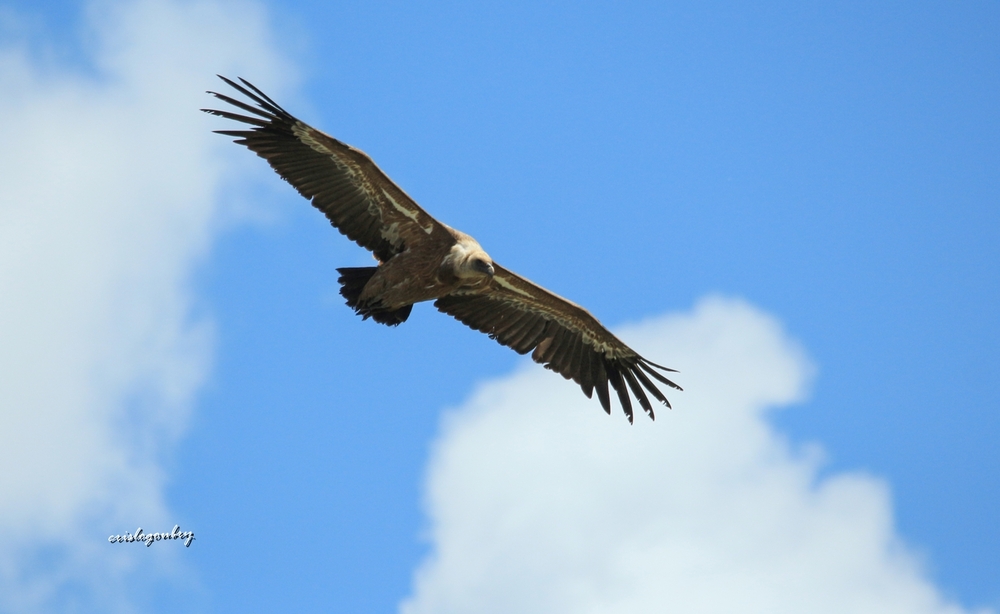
left=202, top=76, right=451, bottom=262
left=435, top=265, right=681, bottom=423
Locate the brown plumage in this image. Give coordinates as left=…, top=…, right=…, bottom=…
left=203, top=76, right=681, bottom=423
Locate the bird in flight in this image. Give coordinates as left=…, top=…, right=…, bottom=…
left=203, top=76, right=681, bottom=423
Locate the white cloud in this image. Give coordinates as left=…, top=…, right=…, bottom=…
left=402, top=297, right=990, bottom=614
left=0, top=0, right=289, bottom=610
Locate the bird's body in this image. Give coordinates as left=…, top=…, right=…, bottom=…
left=204, top=76, right=681, bottom=422
left=340, top=228, right=494, bottom=324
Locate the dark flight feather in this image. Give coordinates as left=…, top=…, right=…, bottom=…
left=435, top=265, right=681, bottom=423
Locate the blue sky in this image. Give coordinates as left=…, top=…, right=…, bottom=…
left=0, top=1, right=997, bottom=612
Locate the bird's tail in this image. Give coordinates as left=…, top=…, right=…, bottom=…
left=336, top=267, right=413, bottom=327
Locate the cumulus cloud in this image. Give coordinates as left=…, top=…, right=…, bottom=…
left=0, top=0, right=288, bottom=610
left=402, top=297, right=990, bottom=614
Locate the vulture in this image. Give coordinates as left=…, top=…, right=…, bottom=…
left=203, top=76, right=681, bottom=423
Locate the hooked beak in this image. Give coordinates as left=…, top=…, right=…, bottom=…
left=474, top=259, right=495, bottom=277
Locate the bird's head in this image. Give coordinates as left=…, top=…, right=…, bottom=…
left=459, top=250, right=494, bottom=280
left=449, top=237, right=495, bottom=281
left=469, top=254, right=495, bottom=278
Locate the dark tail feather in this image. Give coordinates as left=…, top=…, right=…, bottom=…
left=336, top=267, right=413, bottom=327
left=336, top=267, right=376, bottom=309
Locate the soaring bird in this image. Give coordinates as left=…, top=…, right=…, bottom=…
left=203, top=76, right=681, bottom=423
